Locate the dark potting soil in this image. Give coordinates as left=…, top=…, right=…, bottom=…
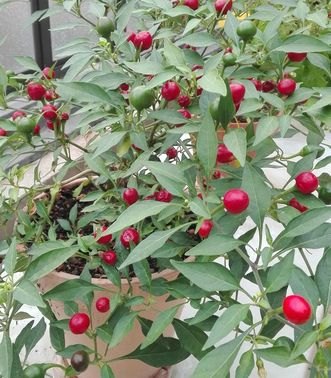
left=36, top=184, right=161, bottom=279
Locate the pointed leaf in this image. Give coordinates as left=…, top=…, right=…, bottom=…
left=203, top=305, right=250, bottom=349
left=224, top=128, right=247, bottom=167
left=171, top=260, right=239, bottom=292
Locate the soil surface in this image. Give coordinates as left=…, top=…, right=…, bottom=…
left=35, top=184, right=162, bottom=279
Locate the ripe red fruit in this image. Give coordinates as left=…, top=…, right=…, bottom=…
left=225, top=47, right=232, bottom=53
left=196, top=87, right=203, bottom=96
left=120, top=83, right=129, bottom=93
left=215, top=0, right=232, bottom=14
left=33, top=124, right=41, bottom=135
left=94, top=225, right=112, bottom=244
left=42, top=104, right=58, bottom=120
left=101, top=250, right=117, bottom=265
left=132, top=144, right=142, bottom=152
left=69, top=313, right=90, bottom=334
left=155, top=189, right=173, bottom=203
left=44, top=90, right=56, bottom=101
left=229, top=83, right=245, bottom=104
left=133, top=31, right=153, bottom=51
left=224, top=189, right=249, bottom=214
left=287, top=52, right=307, bottom=62
left=295, top=171, right=319, bottom=194
left=96, top=297, right=110, bottom=313
left=46, top=120, right=54, bottom=130
left=283, top=295, right=312, bottom=325
left=166, top=147, right=178, bottom=160
left=178, top=108, right=191, bottom=119
left=42, top=67, right=55, bottom=79
left=217, top=144, right=234, bottom=164
left=61, top=112, right=69, bottom=121
left=249, top=78, right=262, bottom=91
left=177, top=95, right=191, bottom=108
left=161, top=81, right=180, bottom=101
left=12, top=111, right=26, bottom=120
left=277, top=78, right=296, bottom=96
left=127, top=32, right=136, bottom=43
left=0, top=128, right=7, bottom=137
left=123, top=187, right=139, bottom=206
left=120, top=227, right=140, bottom=249
left=27, top=82, right=46, bottom=101
left=261, top=80, right=275, bottom=93
left=288, top=198, right=308, bottom=213
left=213, top=170, right=222, bottom=179
left=184, top=0, right=199, bottom=10
left=198, top=220, right=214, bottom=238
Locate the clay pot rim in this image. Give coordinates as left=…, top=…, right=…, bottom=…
left=30, top=177, right=192, bottom=285
left=47, top=264, right=180, bottom=286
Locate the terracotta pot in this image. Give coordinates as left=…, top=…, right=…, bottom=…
left=39, top=268, right=182, bottom=378
left=34, top=178, right=184, bottom=378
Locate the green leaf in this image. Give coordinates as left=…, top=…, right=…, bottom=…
left=91, top=131, right=127, bottom=157
left=192, top=334, right=246, bottom=378
left=203, top=304, right=250, bottom=349
left=14, top=56, right=41, bottom=71
left=119, top=337, right=190, bottom=367
left=116, top=0, right=137, bottom=32
left=291, top=330, right=318, bottom=360
left=235, top=350, right=254, bottom=378
left=241, top=163, right=271, bottom=230
left=102, top=263, right=121, bottom=287
left=13, top=280, right=45, bottom=308
left=15, top=321, right=33, bottom=353
left=56, top=82, right=112, bottom=103
left=25, top=318, right=47, bottom=356
left=315, top=248, right=331, bottom=310
left=198, top=69, right=226, bottom=96
left=173, top=319, right=211, bottom=360
left=290, top=267, right=319, bottom=311
left=224, top=12, right=240, bottom=46
left=101, top=365, right=115, bottom=378
left=141, top=305, right=179, bottom=349
left=146, top=70, right=178, bottom=89
left=120, top=225, right=186, bottom=268
left=124, top=61, right=164, bottom=75
left=255, top=346, right=307, bottom=367
left=178, top=32, right=218, bottom=48
left=0, top=333, right=12, bottom=378
left=253, top=116, right=279, bottom=146
left=307, top=53, right=331, bottom=77
left=164, top=39, right=186, bottom=68
left=214, top=80, right=236, bottom=128
left=197, top=113, right=218, bottom=176
left=149, top=109, right=191, bottom=124
left=4, top=238, right=17, bottom=275
left=224, top=128, right=247, bottom=167
left=106, top=201, right=171, bottom=234
left=133, top=260, right=151, bottom=287
left=266, top=251, right=294, bottom=293
left=186, top=234, right=244, bottom=256
left=171, top=260, right=239, bottom=292
left=43, top=279, right=103, bottom=301
left=25, top=246, right=77, bottom=282
left=187, top=302, right=219, bottom=325
left=109, top=312, right=138, bottom=348
left=145, top=161, right=186, bottom=196
left=274, top=208, right=331, bottom=245
left=189, top=198, right=211, bottom=218
left=164, top=5, right=194, bottom=17
left=273, top=35, right=331, bottom=53
left=283, top=223, right=331, bottom=250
